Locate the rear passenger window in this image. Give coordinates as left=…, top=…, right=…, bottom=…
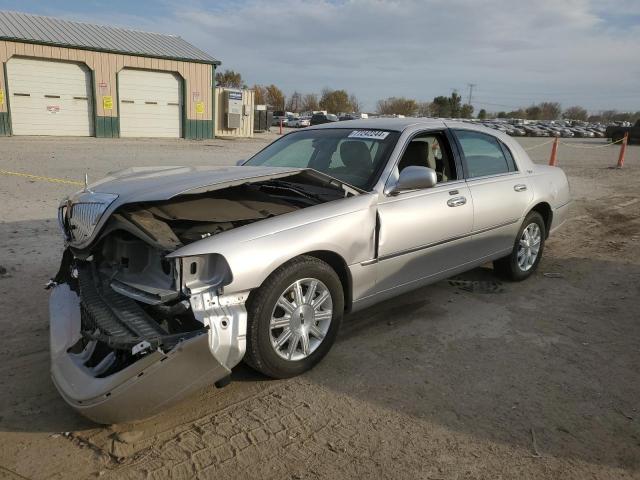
left=454, top=130, right=512, bottom=178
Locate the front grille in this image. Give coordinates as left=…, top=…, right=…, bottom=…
left=68, top=202, right=108, bottom=243
left=58, top=192, right=118, bottom=245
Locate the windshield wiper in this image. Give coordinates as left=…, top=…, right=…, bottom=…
left=258, top=180, right=327, bottom=203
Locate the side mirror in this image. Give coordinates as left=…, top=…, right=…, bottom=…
left=389, top=166, right=437, bottom=194
left=235, top=159, right=245, bottom=166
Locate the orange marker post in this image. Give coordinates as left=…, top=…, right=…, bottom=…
left=616, top=132, right=628, bottom=169
left=279, top=119, right=283, bottom=135
left=548, top=136, right=559, bottom=166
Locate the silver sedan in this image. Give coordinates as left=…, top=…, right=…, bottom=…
left=50, top=118, right=570, bottom=423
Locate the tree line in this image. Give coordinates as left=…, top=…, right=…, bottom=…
left=216, top=70, right=640, bottom=122
left=216, top=69, right=359, bottom=113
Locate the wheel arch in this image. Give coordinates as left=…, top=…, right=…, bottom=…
left=301, top=250, right=353, bottom=313
left=529, top=202, right=553, bottom=238
left=253, top=250, right=353, bottom=313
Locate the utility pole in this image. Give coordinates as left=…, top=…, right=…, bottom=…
left=467, top=83, right=476, bottom=105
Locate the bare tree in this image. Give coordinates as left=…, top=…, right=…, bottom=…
left=563, top=106, right=588, bottom=121
left=416, top=101, right=432, bottom=117
left=376, top=97, right=418, bottom=116
left=301, top=93, right=319, bottom=112
left=286, top=91, right=303, bottom=113
left=215, top=70, right=245, bottom=88
left=539, top=102, right=562, bottom=120
left=349, top=94, right=362, bottom=113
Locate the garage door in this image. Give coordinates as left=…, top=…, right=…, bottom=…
left=6, top=57, right=94, bottom=136
left=119, top=69, right=182, bottom=138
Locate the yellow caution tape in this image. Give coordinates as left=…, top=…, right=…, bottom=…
left=524, top=136, right=625, bottom=152
left=559, top=137, right=625, bottom=149
left=524, top=138, right=556, bottom=151
left=0, top=169, right=83, bottom=186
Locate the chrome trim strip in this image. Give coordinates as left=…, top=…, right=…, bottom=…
left=464, top=171, right=521, bottom=183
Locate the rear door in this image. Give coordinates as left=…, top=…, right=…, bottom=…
left=452, top=129, right=533, bottom=257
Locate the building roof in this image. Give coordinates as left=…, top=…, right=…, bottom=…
left=0, top=10, right=220, bottom=65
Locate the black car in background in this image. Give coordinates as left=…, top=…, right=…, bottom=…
left=606, top=119, right=640, bottom=143
left=310, top=113, right=339, bottom=125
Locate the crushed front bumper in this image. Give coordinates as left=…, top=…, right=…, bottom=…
left=49, top=284, right=231, bottom=424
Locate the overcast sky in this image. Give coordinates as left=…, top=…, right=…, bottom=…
left=1, top=0, right=639, bottom=113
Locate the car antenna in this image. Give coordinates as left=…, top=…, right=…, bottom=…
left=83, top=173, right=93, bottom=193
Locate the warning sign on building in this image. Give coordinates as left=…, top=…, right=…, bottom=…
left=0, top=89, right=4, bottom=105
left=102, top=96, right=113, bottom=110
left=195, top=101, right=205, bottom=114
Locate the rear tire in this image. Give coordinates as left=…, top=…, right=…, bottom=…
left=494, top=211, right=546, bottom=281
left=244, top=256, right=344, bottom=379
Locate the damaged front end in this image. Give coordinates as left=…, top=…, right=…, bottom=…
left=49, top=169, right=350, bottom=423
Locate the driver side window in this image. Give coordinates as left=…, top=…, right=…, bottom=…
left=397, top=132, right=457, bottom=182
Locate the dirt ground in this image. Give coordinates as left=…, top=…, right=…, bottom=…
left=0, top=132, right=638, bottom=480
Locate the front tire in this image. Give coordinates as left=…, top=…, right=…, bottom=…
left=244, top=256, right=344, bottom=378
left=494, top=211, right=546, bottom=281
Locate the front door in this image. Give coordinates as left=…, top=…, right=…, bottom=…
left=376, top=131, right=474, bottom=294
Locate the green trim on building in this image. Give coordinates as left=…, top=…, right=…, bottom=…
left=0, top=112, right=10, bottom=136
left=95, top=116, right=120, bottom=138
left=184, top=119, right=213, bottom=139
left=1, top=62, right=12, bottom=136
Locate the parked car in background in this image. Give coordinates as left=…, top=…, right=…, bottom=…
left=288, top=116, right=311, bottom=128
left=272, top=111, right=294, bottom=127
left=310, top=113, right=339, bottom=125
left=50, top=118, right=570, bottom=423
left=606, top=119, right=640, bottom=143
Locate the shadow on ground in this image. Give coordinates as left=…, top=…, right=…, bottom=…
left=1, top=219, right=639, bottom=472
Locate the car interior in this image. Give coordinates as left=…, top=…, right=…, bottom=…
left=397, top=133, right=456, bottom=182
left=316, top=138, right=386, bottom=188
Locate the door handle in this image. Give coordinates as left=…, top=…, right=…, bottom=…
left=514, top=184, right=528, bottom=192
left=447, top=196, right=467, bottom=207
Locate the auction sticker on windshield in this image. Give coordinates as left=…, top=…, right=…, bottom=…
left=348, top=130, right=390, bottom=140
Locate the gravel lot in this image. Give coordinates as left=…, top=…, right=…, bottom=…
left=0, top=132, right=639, bottom=479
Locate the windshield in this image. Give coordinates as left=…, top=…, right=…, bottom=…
left=244, top=128, right=400, bottom=190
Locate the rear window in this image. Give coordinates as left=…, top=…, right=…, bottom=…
left=454, top=130, right=513, bottom=178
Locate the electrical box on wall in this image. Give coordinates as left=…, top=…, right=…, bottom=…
left=225, top=90, right=242, bottom=129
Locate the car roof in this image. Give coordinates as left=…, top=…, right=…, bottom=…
left=306, top=117, right=523, bottom=141
left=308, top=117, right=447, bottom=132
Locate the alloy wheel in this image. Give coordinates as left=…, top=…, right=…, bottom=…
left=517, top=223, right=542, bottom=271
left=269, top=278, right=333, bottom=361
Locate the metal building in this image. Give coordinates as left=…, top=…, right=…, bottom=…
left=0, top=11, right=220, bottom=139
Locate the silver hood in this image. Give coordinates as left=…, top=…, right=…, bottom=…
left=60, top=165, right=358, bottom=250
left=87, top=165, right=307, bottom=202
